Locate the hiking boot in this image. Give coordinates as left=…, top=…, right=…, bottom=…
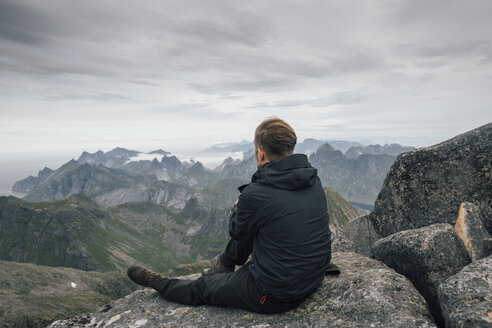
left=202, top=256, right=235, bottom=276
left=127, top=266, right=168, bottom=289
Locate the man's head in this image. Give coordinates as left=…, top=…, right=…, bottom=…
left=254, top=117, right=297, bottom=167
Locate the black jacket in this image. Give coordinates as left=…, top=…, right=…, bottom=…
left=229, top=153, right=331, bottom=301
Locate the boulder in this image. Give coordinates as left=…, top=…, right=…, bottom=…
left=372, top=223, right=471, bottom=327
left=369, top=123, right=492, bottom=238
left=454, top=202, right=492, bottom=261
left=480, top=203, right=492, bottom=238
left=332, top=214, right=379, bottom=256
left=48, top=252, right=437, bottom=328
left=438, top=255, right=492, bottom=328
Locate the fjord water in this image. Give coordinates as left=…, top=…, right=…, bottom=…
left=0, top=153, right=72, bottom=196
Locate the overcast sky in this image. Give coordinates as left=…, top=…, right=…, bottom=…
left=1, top=0, right=491, bottom=157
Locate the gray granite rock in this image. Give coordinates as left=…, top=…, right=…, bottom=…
left=455, top=202, right=492, bottom=262
left=372, top=223, right=471, bottom=327
left=369, top=122, right=492, bottom=238
left=480, top=203, right=492, bottom=239
left=438, top=255, right=492, bottom=328
left=48, top=252, right=437, bottom=328
left=332, top=214, right=379, bottom=256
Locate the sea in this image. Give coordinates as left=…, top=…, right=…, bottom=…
left=0, top=153, right=71, bottom=197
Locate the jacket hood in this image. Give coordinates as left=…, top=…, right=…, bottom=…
left=251, top=154, right=318, bottom=190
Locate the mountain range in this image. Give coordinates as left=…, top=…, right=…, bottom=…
left=309, top=144, right=397, bottom=204
left=0, top=187, right=360, bottom=274
left=0, top=194, right=228, bottom=273
left=12, top=140, right=414, bottom=208
left=202, top=138, right=365, bottom=156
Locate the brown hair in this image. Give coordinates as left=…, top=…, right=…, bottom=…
left=254, top=117, right=297, bottom=161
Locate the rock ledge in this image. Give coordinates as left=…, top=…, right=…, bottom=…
left=49, top=252, right=437, bottom=328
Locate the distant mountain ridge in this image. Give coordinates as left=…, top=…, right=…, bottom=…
left=202, top=140, right=253, bottom=154
left=13, top=150, right=216, bottom=209
left=345, top=144, right=415, bottom=159
left=309, top=144, right=396, bottom=204
left=12, top=139, right=413, bottom=208
left=204, top=138, right=364, bottom=156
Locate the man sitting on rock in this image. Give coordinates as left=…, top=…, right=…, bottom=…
left=127, top=117, right=332, bottom=313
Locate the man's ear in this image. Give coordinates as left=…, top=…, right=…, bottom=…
left=257, top=148, right=266, bottom=162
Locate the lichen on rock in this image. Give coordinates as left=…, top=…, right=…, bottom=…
left=438, top=255, right=492, bottom=328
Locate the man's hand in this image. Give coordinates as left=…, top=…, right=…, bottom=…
left=201, top=256, right=235, bottom=276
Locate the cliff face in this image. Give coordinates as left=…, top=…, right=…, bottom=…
left=370, top=122, right=492, bottom=238
left=309, top=144, right=396, bottom=204
left=49, top=252, right=437, bottom=328
left=323, top=187, right=362, bottom=237
left=0, top=195, right=229, bottom=273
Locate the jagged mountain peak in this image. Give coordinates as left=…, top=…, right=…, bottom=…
left=59, top=159, right=78, bottom=170
left=190, top=161, right=205, bottom=171
left=345, top=143, right=415, bottom=159
left=161, top=155, right=181, bottom=164
left=38, top=167, right=54, bottom=178
left=106, top=147, right=139, bottom=157
left=181, top=196, right=200, bottom=214
left=316, top=143, right=337, bottom=154
left=149, top=149, right=170, bottom=155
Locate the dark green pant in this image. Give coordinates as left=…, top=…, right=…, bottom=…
left=157, top=263, right=305, bottom=313
left=157, top=237, right=307, bottom=313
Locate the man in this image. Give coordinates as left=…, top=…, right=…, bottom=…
left=127, top=117, right=332, bottom=313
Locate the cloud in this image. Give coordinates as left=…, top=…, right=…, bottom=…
left=1, top=0, right=387, bottom=93
left=0, top=0, right=491, bottom=155
left=395, top=40, right=492, bottom=64
left=244, top=91, right=368, bottom=109
left=189, top=75, right=298, bottom=94
left=41, top=92, right=134, bottom=102
left=0, top=1, right=54, bottom=45
left=126, top=79, right=162, bottom=87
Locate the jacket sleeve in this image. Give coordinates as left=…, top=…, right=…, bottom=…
left=228, top=190, right=262, bottom=242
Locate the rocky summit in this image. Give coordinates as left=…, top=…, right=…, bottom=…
left=372, top=223, right=471, bottom=326
left=331, top=123, right=491, bottom=327
left=49, top=252, right=437, bottom=328
left=370, top=122, right=492, bottom=239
